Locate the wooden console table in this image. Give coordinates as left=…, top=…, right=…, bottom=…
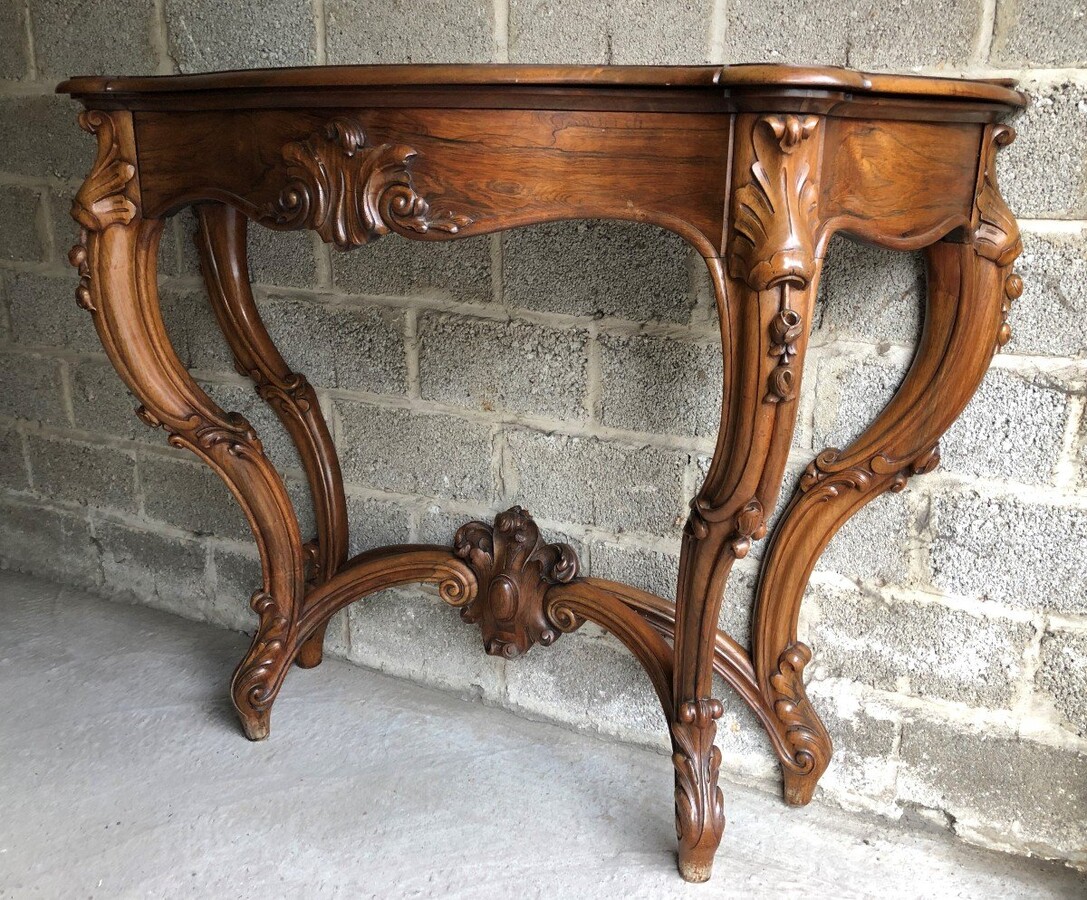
left=58, top=64, right=1026, bottom=882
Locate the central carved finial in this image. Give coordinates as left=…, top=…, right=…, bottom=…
left=453, top=506, right=580, bottom=658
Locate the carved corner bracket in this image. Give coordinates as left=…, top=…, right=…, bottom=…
left=265, top=116, right=473, bottom=250
left=453, top=506, right=581, bottom=658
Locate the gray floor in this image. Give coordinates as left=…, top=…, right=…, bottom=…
left=1, top=571, right=1083, bottom=899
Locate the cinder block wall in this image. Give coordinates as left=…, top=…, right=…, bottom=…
left=1, top=0, right=1085, bottom=869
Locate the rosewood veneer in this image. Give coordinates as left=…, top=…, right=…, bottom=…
left=58, top=63, right=1026, bottom=882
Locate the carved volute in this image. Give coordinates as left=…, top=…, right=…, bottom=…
left=453, top=506, right=581, bottom=658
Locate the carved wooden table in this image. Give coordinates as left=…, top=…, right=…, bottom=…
left=59, top=64, right=1026, bottom=882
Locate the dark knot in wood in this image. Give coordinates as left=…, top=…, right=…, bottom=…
left=453, top=506, right=580, bottom=658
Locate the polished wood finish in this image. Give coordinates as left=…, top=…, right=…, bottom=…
left=60, top=64, right=1025, bottom=883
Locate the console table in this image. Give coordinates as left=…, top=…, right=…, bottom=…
left=58, top=64, right=1026, bottom=882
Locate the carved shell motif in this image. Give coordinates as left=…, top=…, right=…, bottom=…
left=266, top=116, right=473, bottom=250
left=728, top=114, right=821, bottom=292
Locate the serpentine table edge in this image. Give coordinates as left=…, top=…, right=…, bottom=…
left=57, top=63, right=1027, bottom=883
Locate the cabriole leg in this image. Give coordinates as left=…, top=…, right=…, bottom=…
left=69, top=111, right=307, bottom=741
left=752, top=124, right=1023, bottom=806
left=194, top=203, right=349, bottom=669
left=671, top=112, right=827, bottom=882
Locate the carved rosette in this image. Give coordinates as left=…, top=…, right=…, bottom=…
left=973, top=125, right=1024, bottom=350
left=452, top=506, right=580, bottom=658
left=266, top=116, right=473, bottom=250
left=769, top=644, right=830, bottom=778
left=68, top=111, right=139, bottom=312
left=671, top=698, right=725, bottom=865
left=728, top=114, right=822, bottom=405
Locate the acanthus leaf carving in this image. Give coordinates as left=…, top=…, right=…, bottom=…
left=266, top=116, right=473, bottom=250
left=136, top=401, right=266, bottom=464
left=68, top=110, right=139, bottom=313
left=728, top=114, right=821, bottom=293
left=452, top=506, right=580, bottom=658
left=973, top=124, right=1024, bottom=351
left=671, top=698, right=725, bottom=860
left=231, top=589, right=292, bottom=728
left=768, top=643, right=830, bottom=778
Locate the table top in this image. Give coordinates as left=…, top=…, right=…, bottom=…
left=58, top=63, right=1027, bottom=109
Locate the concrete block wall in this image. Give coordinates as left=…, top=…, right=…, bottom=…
left=1, top=0, right=1085, bottom=871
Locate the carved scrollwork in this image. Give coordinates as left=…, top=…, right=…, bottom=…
left=231, top=589, right=292, bottom=735
left=68, top=111, right=139, bottom=313
left=266, top=116, right=473, bottom=250
left=769, top=643, right=830, bottom=778
left=798, top=444, right=941, bottom=501
left=452, top=506, right=580, bottom=658
left=671, top=698, right=725, bottom=864
left=252, top=370, right=314, bottom=416
left=728, top=114, right=821, bottom=292
left=687, top=497, right=767, bottom=560
left=975, top=126, right=1021, bottom=267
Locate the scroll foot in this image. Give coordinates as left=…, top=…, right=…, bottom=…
left=239, top=710, right=270, bottom=742
left=672, top=698, right=725, bottom=883
left=230, top=590, right=296, bottom=741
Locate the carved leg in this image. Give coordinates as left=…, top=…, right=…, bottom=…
left=70, top=111, right=306, bottom=740
left=671, top=113, right=826, bottom=882
left=194, top=203, right=348, bottom=669
left=752, top=124, right=1023, bottom=805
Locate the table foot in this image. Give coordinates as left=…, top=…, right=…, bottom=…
left=672, top=698, right=726, bottom=883
left=295, top=623, right=329, bottom=669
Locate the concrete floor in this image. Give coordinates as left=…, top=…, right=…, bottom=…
left=1, top=571, right=1083, bottom=899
